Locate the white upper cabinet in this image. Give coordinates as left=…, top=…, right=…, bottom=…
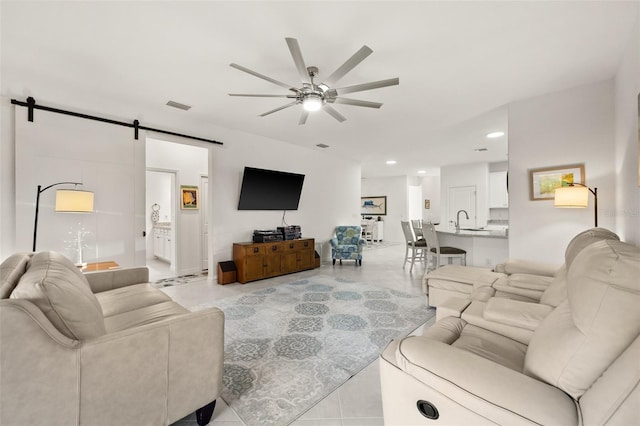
left=489, top=171, right=509, bottom=208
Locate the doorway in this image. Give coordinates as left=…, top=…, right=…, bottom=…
left=145, top=137, right=209, bottom=280
left=146, top=169, right=177, bottom=281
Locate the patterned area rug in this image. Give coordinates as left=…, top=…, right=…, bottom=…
left=192, top=275, right=434, bottom=426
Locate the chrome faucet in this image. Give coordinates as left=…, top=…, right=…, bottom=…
left=455, top=210, right=469, bottom=231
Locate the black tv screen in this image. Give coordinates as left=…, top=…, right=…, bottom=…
left=237, top=167, right=305, bottom=210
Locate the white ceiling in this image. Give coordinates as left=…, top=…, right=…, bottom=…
left=2, top=1, right=637, bottom=177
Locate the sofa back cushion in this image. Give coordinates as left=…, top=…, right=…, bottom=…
left=564, top=227, right=619, bottom=269
left=524, top=240, right=640, bottom=399
left=537, top=228, right=619, bottom=308
left=0, top=253, right=32, bottom=299
left=11, top=251, right=106, bottom=340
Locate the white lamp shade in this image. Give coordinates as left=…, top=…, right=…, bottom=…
left=55, top=189, right=94, bottom=212
left=554, top=186, right=588, bottom=208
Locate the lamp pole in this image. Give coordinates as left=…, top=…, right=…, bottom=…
left=32, top=182, right=83, bottom=251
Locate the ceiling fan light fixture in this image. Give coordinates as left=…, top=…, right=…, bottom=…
left=302, top=93, right=323, bottom=112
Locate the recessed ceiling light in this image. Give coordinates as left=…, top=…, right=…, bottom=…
left=486, top=131, right=504, bottom=138
left=417, top=170, right=426, bottom=174
left=386, top=160, right=397, bottom=165
left=474, top=148, right=488, bottom=152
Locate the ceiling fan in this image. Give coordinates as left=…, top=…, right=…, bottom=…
left=228, top=38, right=399, bottom=125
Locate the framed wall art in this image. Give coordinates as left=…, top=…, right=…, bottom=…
left=361, top=196, right=387, bottom=216
left=529, top=164, right=585, bottom=201
left=181, top=185, right=199, bottom=209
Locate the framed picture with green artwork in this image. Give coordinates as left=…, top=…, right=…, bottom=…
left=529, top=164, right=585, bottom=201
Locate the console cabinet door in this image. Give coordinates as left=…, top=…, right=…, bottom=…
left=283, top=242, right=299, bottom=272
left=295, top=240, right=314, bottom=270
left=264, top=244, right=283, bottom=276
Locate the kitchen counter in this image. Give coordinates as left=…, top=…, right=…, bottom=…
left=435, top=226, right=508, bottom=239
left=435, top=226, right=508, bottom=268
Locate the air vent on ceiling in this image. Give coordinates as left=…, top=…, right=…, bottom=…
left=316, top=143, right=330, bottom=149
left=166, top=100, right=192, bottom=111
left=474, top=148, right=488, bottom=152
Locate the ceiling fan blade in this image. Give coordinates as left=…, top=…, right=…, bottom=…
left=285, top=38, right=309, bottom=83
left=333, top=98, right=383, bottom=109
left=323, top=45, right=373, bottom=86
left=334, top=77, right=399, bottom=95
left=229, top=93, right=297, bottom=98
left=259, top=101, right=299, bottom=117
left=230, top=63, right=298, bottom=91
left=298, top=110, right=309, bottom=125
left=323, top=104, right=346, bottom=123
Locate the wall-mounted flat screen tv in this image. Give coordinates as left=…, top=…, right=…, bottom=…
left=237, top=167, right=305, bottom=210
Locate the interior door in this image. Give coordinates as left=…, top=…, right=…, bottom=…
left=201, top=175, right=208, bottom=271
left=448, top=186, right=476, bottom=228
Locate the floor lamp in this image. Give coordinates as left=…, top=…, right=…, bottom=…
left=33, top=182, right=94, bottom=251
left=554, top=183, right=598, bottom=227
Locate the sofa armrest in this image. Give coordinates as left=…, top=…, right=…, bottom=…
left=435, top=297, right=471, bottom=322
left=84, top=267, right=150, bottom=293
left=495, top=259, right=559, bottom=277
left=483, top=298, right=553, bottom=330
left=1, top=299, right=82, bottom=425
left=392, top=337, right=578, bottom=425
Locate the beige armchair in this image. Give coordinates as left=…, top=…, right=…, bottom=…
left=1, top=251, right=224, bottom=426
left=381, top=239, right=640, bottom=425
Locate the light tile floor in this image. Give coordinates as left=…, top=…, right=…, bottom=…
left=167, top=242, right=434, bottom=426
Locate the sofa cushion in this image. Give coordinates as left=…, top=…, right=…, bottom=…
left=96, top=283, right=171, bottom=317
left=422, top=317, right=527, bottom=372
left=104, top=301, right=189, bottom=333
left=0, top=253, right=32, bottom=299
left=502, top=273, right=553, bottom=292
left=10, top=251, right=106, bottom=340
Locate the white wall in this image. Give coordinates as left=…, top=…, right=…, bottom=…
left=614, top=11, right=640, bottom=246
left=211, top=133, right=360, bottom=265
left=420, top=175, right=441, bottom=223
left=361, top=176, right=408, bottom=242
left=509, top=80, right=616, bottom=265
left=1, top=98, right=361, bottom=274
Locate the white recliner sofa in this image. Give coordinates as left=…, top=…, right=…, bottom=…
left=441, top=227, right=621, bottom=342
left=0, top=251, right=225, bottom=426
left=380, top=238, right=640, bottom=425
left=492, top=227, right=619, bottom=302
left=423, top=228, right=618, bottom=312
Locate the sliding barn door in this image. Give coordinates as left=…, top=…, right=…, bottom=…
left=14, top=106, right=146, bottom=267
